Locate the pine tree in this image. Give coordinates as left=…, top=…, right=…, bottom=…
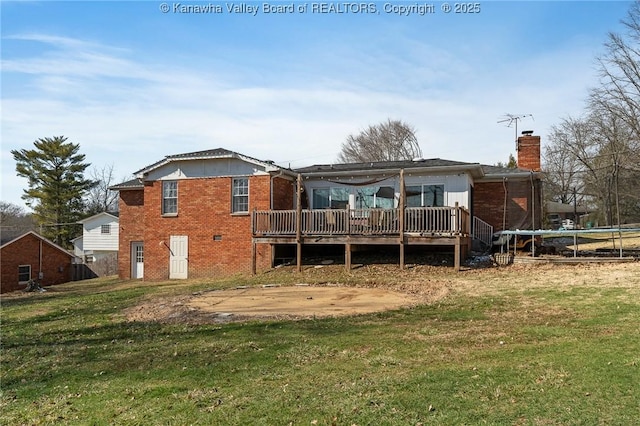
left=12, top=136, right=95, bottom=246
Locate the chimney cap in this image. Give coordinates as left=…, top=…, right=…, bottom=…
left=521, top=130, right=534, bottom=136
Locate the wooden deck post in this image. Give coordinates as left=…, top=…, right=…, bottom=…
left=296, top=173, right=303, bottom=272
left=345, top=203, right=351, bottom=271
left=251, top=209, right=256, bottom=275
left=399, top=169, right=405, bottom=269
left=345, top=241, right=351, bottom=272
left=454, top=202, right=459, bottom=234
left=454, top=236, right=461, bottom=272
left=251, top=241, right=257, bottom=275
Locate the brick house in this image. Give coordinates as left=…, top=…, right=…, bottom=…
left=473, top=132, right=543, bottom=233
left=113, top=134, right=543, bottom=279
left=0, top=231, right=77, bottom=293
left=111, top=149, right=296, bottom=280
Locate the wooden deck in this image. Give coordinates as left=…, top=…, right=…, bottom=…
left=251, top=205, right=471, bottom=272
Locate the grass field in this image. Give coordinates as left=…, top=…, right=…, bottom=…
left=2, top=262, right=639, bottom=425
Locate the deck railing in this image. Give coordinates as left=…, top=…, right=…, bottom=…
left=405, top=207, right=458, bottom=234
left=472, top=216, right=494, bottom=247
left=253, top=206, right=469, bottom=237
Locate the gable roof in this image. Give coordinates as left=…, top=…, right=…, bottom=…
left=77, top=211, right=119, bottom=224
left=547, top=201, right=589, bottom=214
left=110, top=178, right=143, bottom=191
left=479, top=164, right=543, bottom=181
left=295, top=158, right=486, bottom=178
left=0, top=231, right=76, bottom=259
left=134, top=148, right=292, bottom=177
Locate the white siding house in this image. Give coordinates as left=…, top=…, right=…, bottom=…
left=74, top=212, right=119, bottom=276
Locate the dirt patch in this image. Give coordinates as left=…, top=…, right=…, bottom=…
left=124, top=284, right=444, bottom=324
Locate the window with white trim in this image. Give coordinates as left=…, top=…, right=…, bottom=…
left=18, top=265, right=31, bottom=283
left=232, top=178, right=249, bottom=213
left=162, top=181, right=178, bottom=215
left=135, top=244, right=144, bottom=263
left=101, top=224, right=111, bottom=234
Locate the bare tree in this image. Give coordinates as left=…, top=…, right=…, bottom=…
left=337, top=119, right=422, bottom=163
left=543, top=116, right=606, bottom=222
left=543, top=134, right=583, bottom=205
left=84, top=164, right=119, bottom=214
left=590, top=2, right=640, bottom=139
left=0, top=201, right=36, bottom=243
left=544, top=112, right=639, bottom=226
left=543, top=3, right=640, bottom=225
left=588, top=103, right=640, bottom=224
left=588, top=2, right=640, bottom=223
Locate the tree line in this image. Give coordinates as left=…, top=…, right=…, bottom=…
left=543, top=2, right=640, bottom=226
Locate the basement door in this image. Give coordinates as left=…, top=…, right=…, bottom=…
left=131, top=242, right=144, bottom=279
left=169, top=235, right=188, bottom=279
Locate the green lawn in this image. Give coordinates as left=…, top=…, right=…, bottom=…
left=2, top=263, right=639, bottom=425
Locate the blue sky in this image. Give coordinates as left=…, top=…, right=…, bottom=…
left=1, top=1, right=633, bottom=211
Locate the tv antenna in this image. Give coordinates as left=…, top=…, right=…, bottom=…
left=498, top=113, right=534, bottom=150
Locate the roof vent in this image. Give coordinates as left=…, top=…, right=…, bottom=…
left=412, top=157, right=424, bottom=162
left=521, top=130, right=534, bottom=136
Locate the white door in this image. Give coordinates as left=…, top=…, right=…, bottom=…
left=131, top=242, right=144, bottom=279
left=169, top=235, right=188, bottom=279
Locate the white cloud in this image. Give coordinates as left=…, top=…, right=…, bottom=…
left=1, top=30, right=600, bottom=210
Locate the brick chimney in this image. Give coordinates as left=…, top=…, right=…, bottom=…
left=517, top=131, right=541, bottom=171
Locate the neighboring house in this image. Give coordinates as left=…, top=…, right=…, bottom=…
left=546, top=201, right=589, bottom=228
left=112, top=133, right=543, bottom=280
left=72, top=212, right=120, bottom=277
left=0, top=231, right=77, bottom=293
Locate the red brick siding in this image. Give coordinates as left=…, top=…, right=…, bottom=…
left=272, top=176, right=295, bottom=210
left=474, top=182, right=505, bottom=231
left=142, top=175, right=273, bottom=280
left=474, top=180, right=542, bottom=232
left=517, top=135, right=541, bottom=171
left=1, top=234, right=73, bottom=293
left=117, top=189, right=144, bottom=279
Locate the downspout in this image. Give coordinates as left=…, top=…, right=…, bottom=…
left=399, top=169, right=406, bottom=269
left=502, top=177, right=508, bottom=254
left=269, top=170, right=285, bottom=210
left=530, top=171, right=535, bottom=257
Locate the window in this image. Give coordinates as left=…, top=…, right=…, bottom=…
left=18, top=265, right=31, bottom=283
left=424, top=185, right=444, bottom=207
left=135, top=244, right=144, bottom=263
left=232, top=178, right=249, bottom=213
left=162, top=181, right=178, bottom=215
left=101, top=224, right=111, bottom=234
left=312, top=187, right=349, bottom=209
left=355, top=186, right=395, bottom=209
left=313, top=188, right=330, bottom=209
left=406, top=184, right=444, bottom=207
